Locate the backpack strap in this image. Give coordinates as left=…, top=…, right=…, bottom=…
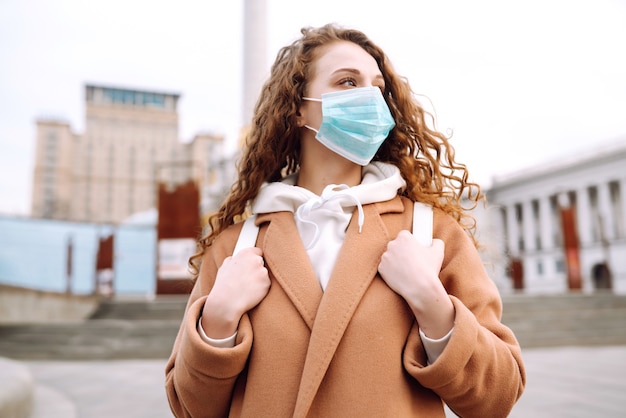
left=232, top=215, right=258, bottom=256
left=412, top=202, right=433, bottom=247
left=232, top=202, right=433, bottom=256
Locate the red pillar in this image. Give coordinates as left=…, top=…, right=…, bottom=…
left=96, top=234, right=115, bottom=296
left=156, top=180, right=200, bottom=294
left=560, top=207, right=582, bottom=291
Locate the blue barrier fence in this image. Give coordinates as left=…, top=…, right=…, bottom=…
left=0, top=215, right=156, bottom=295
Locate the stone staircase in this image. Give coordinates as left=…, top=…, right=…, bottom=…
left=501, top=292, right=626, bottom=348
left=0, top=296, right=188, bottom=361
left=89, top=296, right=188, bottom=321
left=0, top=293, right=625, bottom=360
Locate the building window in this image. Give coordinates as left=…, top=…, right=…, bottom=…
left=588, top=186, right=600, bottom=242
left=43, top=169, right=55, bottom=185
left=42, top=198, right=55, bottom=218
left=107, top=144, right=114, bottom=215
left=123, top=90, right=134, bottom=105
left=45, top=151, right=56, bottom=166
left=532, top=199, right=541, bottom=250
left=150, top=145, right=156, bottom=207
left=500, top=206, right=509, bottom=255
left=128, top=146, right=135, bottom=215
left=555, top=258, right=565, bottom=273
left=99, top=87, right=169, bottom=109
left=141, top=92, right=166, bottom=108
left=609, top=181, right=625, bottom=239
left=45, top=131, right=57, bottom=166
left=515, top=203, right=524, bottom=251
left=47, top=130, right=57, bottom=143
left=85, top=139, right=92, bottom=219
left=113, top=89, right=124, bottom=103
left=43, top=184, right=54, bottom=200
left=537, top=260, right=544, bottom=276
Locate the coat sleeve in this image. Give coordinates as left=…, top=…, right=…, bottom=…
left=165, top=225, right=252, bottom=418
left=403, top=210, right=526, bottom=418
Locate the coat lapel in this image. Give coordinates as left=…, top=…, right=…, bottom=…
left=293, top=197, right=406, bottom=417
left=257, top=211, right=323, bottom=330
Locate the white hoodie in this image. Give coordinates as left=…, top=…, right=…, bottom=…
left=252, top=161, right=406, bottom=290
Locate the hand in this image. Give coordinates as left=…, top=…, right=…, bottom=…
left=378, top=230, right=454, bottom=339
left=201, top=247, right=271, bottom=339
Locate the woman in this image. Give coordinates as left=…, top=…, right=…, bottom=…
left=165, top=23, right=525, bottom=418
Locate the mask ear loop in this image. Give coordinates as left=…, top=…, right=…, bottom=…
left=301, top=97, right=322, bottom=133
left=303, top=125, right=318, bottom=134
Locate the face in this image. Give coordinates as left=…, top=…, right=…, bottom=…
left=297, top=41, right=385, bottom=131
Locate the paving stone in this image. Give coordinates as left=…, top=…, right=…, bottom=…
left=22, top=345, right=626, bottom=418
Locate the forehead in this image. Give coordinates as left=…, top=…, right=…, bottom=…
left=312, top=41, right=381, bottom=77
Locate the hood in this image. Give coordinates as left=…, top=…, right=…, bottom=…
left=251, top=161, right=405, bottom=290
left=252, top=161, right=406, bottom=215
left=252, top=161, right=405, bottom=247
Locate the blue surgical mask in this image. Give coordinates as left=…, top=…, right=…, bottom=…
left=303, top=87, right=395, bottom=166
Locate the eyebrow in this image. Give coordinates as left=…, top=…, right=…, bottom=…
left=331, top=68, right=384, bottom=81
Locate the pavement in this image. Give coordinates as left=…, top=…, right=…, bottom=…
left=20, top=345, right=626, bottom=418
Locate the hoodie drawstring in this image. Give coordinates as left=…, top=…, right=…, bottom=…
left=295, top=184, right=365, bottom=250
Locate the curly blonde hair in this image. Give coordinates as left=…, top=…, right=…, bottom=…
left=192, top=23, right=482, bottom=274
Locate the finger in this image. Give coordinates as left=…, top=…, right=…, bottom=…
left=431, top=238, right=444, bottom=250
left=220, top=255, right=233, bottom=267
left=393, top=230, right=412, bottom=242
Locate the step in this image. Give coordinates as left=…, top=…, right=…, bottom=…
left=1, top=294, right=625, bottom=360
left=501, top=293, right=626, bottom=311
left=0, top=320, right=181, bottom=360
left=89, top=296, right=187, bottom=320
left=500, top=293, right=626, bottom=348
left=513, top=326, right=626, bottom=348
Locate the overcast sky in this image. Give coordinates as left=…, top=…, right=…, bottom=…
left=1, top=0, right=625, bottom=216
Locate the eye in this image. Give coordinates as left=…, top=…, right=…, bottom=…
left=338, top=77, right=357, bottom=87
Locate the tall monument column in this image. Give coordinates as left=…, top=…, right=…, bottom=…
left=242, top=0, right=268, bottom=127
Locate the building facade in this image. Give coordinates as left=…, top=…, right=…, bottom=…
left=479, top=139, right=626, bottom=295
left=32, top=84, right=227, bottom=224
left=31, top=119, right=77, bottom=220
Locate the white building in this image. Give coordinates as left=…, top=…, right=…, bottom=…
left=477, top=139, right=626, bottom=295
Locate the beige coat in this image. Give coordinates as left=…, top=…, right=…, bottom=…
left=165, top=196, right=525, bottom=418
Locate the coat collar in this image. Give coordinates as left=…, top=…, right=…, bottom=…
left=257, top=210, right=322, bottom=329
left=256, top=196, right=407, bottom=417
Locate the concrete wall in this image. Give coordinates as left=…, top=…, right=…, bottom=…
left=0, top=284, right=100, bottom=324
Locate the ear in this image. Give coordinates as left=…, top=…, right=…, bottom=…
left=295, top=110, right=304, bottom=127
